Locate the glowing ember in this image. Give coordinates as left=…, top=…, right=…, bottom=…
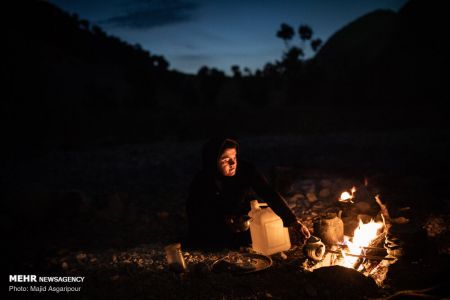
left=341, top=219, right=384, bottom=269
left=339, top=186, right=356, bottom=203
left=340, top=192, right=352, bottom=200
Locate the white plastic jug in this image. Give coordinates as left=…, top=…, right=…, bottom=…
left=248, top=200, right=291, bottom=255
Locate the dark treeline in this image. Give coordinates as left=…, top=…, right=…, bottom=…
left=3, top=0, right=450, bottom=153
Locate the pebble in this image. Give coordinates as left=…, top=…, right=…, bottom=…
left=289, top=193, right=305, bottom=202
left=111, top=275, right=120, bottom=281
left=391, top=216, right=409, bottom=224
left=76, top=252, right=87, bottom=263
left=319, top=179, right=333, bottom=188
left=306, top=192, right=318, bottom=203
left=137, top=258, right=145, bottom=267
left=319, top=188, right=330, bottom=198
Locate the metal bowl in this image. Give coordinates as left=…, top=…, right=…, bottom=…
left=212, top=253, right=272, bottom=274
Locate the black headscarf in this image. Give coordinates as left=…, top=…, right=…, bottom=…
left=201, top=137, right=239, bottom=176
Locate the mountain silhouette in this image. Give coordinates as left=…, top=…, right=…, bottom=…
left=3, top=0, right=448, bottom=154
left=4, top=0, right=179, bottom=151
left=313, top=0, right=450, bottom=105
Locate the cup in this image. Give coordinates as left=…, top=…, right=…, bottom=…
left=164, top=243, right=187, bottom=273
left=303, top=235, right=326, bottom=261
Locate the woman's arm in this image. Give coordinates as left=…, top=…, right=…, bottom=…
left=249, top=164, right=310, bottom=242
left=249, top=164, right=298, bottom=226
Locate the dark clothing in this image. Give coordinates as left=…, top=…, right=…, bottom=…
left=186, top=138, right=297, bottom=249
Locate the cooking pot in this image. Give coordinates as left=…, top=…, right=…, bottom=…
left=313, top=211, right=344, bottom=245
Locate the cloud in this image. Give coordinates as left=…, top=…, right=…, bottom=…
left=175, top=53, right=214, bottom=63
left=101, top=0, right=199, bottom=29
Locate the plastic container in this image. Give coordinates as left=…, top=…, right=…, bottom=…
left=248, top=200, right=291, bottom=255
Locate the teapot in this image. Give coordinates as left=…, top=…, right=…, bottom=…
left=313, top=211, right=344, bottom=245
left=303, top=235, right=326, bottom=261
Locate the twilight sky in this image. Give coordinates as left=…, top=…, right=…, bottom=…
left=49, top=0, right=408, bottom=74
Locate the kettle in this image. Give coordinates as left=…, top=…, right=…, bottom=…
left=313, top=211, right=344, bottom=245
left=303, top=235, right=326, bottom=261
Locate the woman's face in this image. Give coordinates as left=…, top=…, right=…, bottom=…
left=218, top=148, right=237, bottom=176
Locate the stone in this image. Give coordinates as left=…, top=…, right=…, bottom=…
left=111, top=275, right=120, bottom=281
left=391, top=216, right=409, bottom=224
left=306, top=192, right=318, bottom=203
left=76, top=252, right=87, bottom=263
left=319, top=188, right=331, bottom=199
left=292, top=179, right=315, bottom=193
left=137, top=258, right=145, bottom=267
left=287, top=193, right=305, bottom=202
left=319, top=179, right=333, bottom=188
left=424, top=216, right=447, bottom=237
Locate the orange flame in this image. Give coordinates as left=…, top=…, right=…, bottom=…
left=339, top=186, right=356, bottom=203
left=341, top=218, right=384, bottom=268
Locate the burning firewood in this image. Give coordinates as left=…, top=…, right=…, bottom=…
left=375, top=195, right=391, bottom=231
left=327, top=250, right=395, bottom=261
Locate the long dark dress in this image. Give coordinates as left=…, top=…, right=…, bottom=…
left=186, top=138, right=297, bottom=250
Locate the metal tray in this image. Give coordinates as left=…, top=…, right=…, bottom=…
left=211, top=252, right=272, bottom=275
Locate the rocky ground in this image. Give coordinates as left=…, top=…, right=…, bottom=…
left=3, top=128, right=450, bottom=299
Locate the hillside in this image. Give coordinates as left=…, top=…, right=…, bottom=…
left=313, top=0, right=450, bottom=105
left=3, top=0, right=449, bottom=155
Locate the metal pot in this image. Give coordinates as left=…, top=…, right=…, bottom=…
left=313, top=211, right=344, bottom=245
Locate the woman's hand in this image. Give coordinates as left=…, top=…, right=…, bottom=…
left=292, top=220, right=311, bottom=244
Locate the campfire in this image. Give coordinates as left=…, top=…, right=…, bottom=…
left=305, top=187, right=402, bottom=286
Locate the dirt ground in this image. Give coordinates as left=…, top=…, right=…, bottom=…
left=4, top=128, right=450, bottom=299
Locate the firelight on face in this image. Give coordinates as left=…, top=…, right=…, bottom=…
left=218, top=148, right=237, bottom=176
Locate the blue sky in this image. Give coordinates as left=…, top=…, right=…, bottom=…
left=50, top=0, right=408, bottom=74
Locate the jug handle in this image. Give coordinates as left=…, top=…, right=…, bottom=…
left=316, top=243, right=325, bottom=259
left=338, top=210, right=342, bottom=219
